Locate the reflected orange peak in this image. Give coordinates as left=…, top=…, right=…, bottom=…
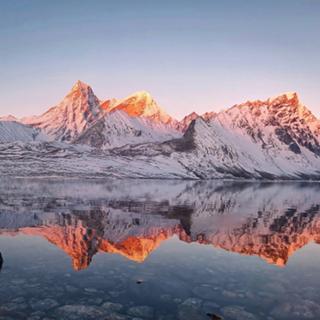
left=1, top=220, right=320, bottom=270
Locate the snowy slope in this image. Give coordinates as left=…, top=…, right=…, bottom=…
left=1, top=91, right=320, bottom=180
left=175, top=111, right=217, bottom=132
left=108, top=92, right=320, bottom=179
left=75, top=110, right=181, bottom=149
left=165, top=93, right=320, bottom=179
left=102, top=91, right=178, bottom=126
left=205, top=92, right=320, bottom=178
left=201, top=111, right=216, bottom=121
left=22, top=81, right=103, bottom=142
left=20, top=85, right=180, bottom=146
left=175, top=112, right=199, bottom=132
left=0, top=121, right=47, bottom=143
left=0, top=115, right=18, bottom=121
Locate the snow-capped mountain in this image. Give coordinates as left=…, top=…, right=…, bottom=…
left=202, top=92, right=320, bottom=178
left=1, top=85, right=320, bottom=180
left=18, top=84, right=181, bottom=146
left=0, top=121, right=47, bottom=143
left=175, top=112, right=199, bottom=132
left=100, top=98, right=118, bottom=111
left=22, top=81, right=103, bottom=142
left=201, top=111, right=216, bottom=121
left=168, top=92, right=320, bottom=179
left=0, top=115, right=18, bottom=122
left=75, top=110, right=181, bottom=149
left=108, top=92, right=320, bottom=179
left=101, top=91, right=177, bottom=126
left=175, top=111, right=217, bottom=132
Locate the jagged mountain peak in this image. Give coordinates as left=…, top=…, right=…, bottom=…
left=128, top=90, right=153, bottom=100
left=3, top=83, right=320, bottom=180
left=99, top=91, right=156, bottom=114
left=214, top=92, right=320, bottom=163
left=183, top=117, right=210, bottom=142
left=267, top=93, right=317, bottom=124
left=66, top=80, right=96, bottom=100
left=0, top=114, right=18, bottom=122
left=268, top=92, right=299, bottom=105
left=175, top=112, right=200, bottom=132
left=181, top=112, right=200, bottom=125
left=108, top=90, right=175, bottom=125
left=226, top=91, right=315, bottom=125
left=74, top=79, right=89, bottom=87
left=22, top=81, right=102, bottom=142
left=121, top=90, right=160, bottom=116
left=233, top=92, right=300, bottom=111
left=71, top=80, right=91, bottom=91
left=100, top=98, right=118, bottom=112
left=185, top=111, right=199, bottom=118
left=202, top=111, right=216, bottom=121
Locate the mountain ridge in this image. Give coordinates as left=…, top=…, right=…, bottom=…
left=1, top=81, right=320, bottom=180
left=74, top=110, right=181, bottom=149
left=21, top=80, right=103, bottom=142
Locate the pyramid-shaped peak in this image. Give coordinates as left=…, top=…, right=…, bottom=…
left=109, top=90, right=175, bottom=125
left=22, top=80, right=102, bottom=142
left=66, top=80, right=97, bottom=101
left=183, top=117, right=208, bottom=138
left=175, top=112, right=200, bottom=133
left=185, top=111, right=199, bottom=118
left=181, top=112, right=199, bottom=124
left=71, top=80, right=92, bottom=92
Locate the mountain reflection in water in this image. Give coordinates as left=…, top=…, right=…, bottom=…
left=0, top=179, right=319, bottom=271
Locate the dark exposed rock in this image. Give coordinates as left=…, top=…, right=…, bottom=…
left=275, top=128, right=301, bottom=154
left=74, top=118, right=106, bottom=148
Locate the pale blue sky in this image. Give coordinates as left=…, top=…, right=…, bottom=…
left=1, top=0, right=319, bottom=119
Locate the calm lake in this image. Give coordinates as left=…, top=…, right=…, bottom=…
left=0, top=179, right=320, bottom=320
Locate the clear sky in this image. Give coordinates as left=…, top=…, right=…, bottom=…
left=1, top=0, right=320, bottom=120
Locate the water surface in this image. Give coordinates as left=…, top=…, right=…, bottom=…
left=0, top=179, right=320, bottom=320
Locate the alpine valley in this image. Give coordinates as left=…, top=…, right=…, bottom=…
left=1, top=80, right=320, bottom=180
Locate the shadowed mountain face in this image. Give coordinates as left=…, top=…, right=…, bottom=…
left=0, top=179, right=319, bottom=270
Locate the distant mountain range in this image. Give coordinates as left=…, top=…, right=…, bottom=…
left=1, top=81, right=320, bottom=179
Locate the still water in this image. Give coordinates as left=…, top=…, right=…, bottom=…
left=0, top=179, right=320, bottom=320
